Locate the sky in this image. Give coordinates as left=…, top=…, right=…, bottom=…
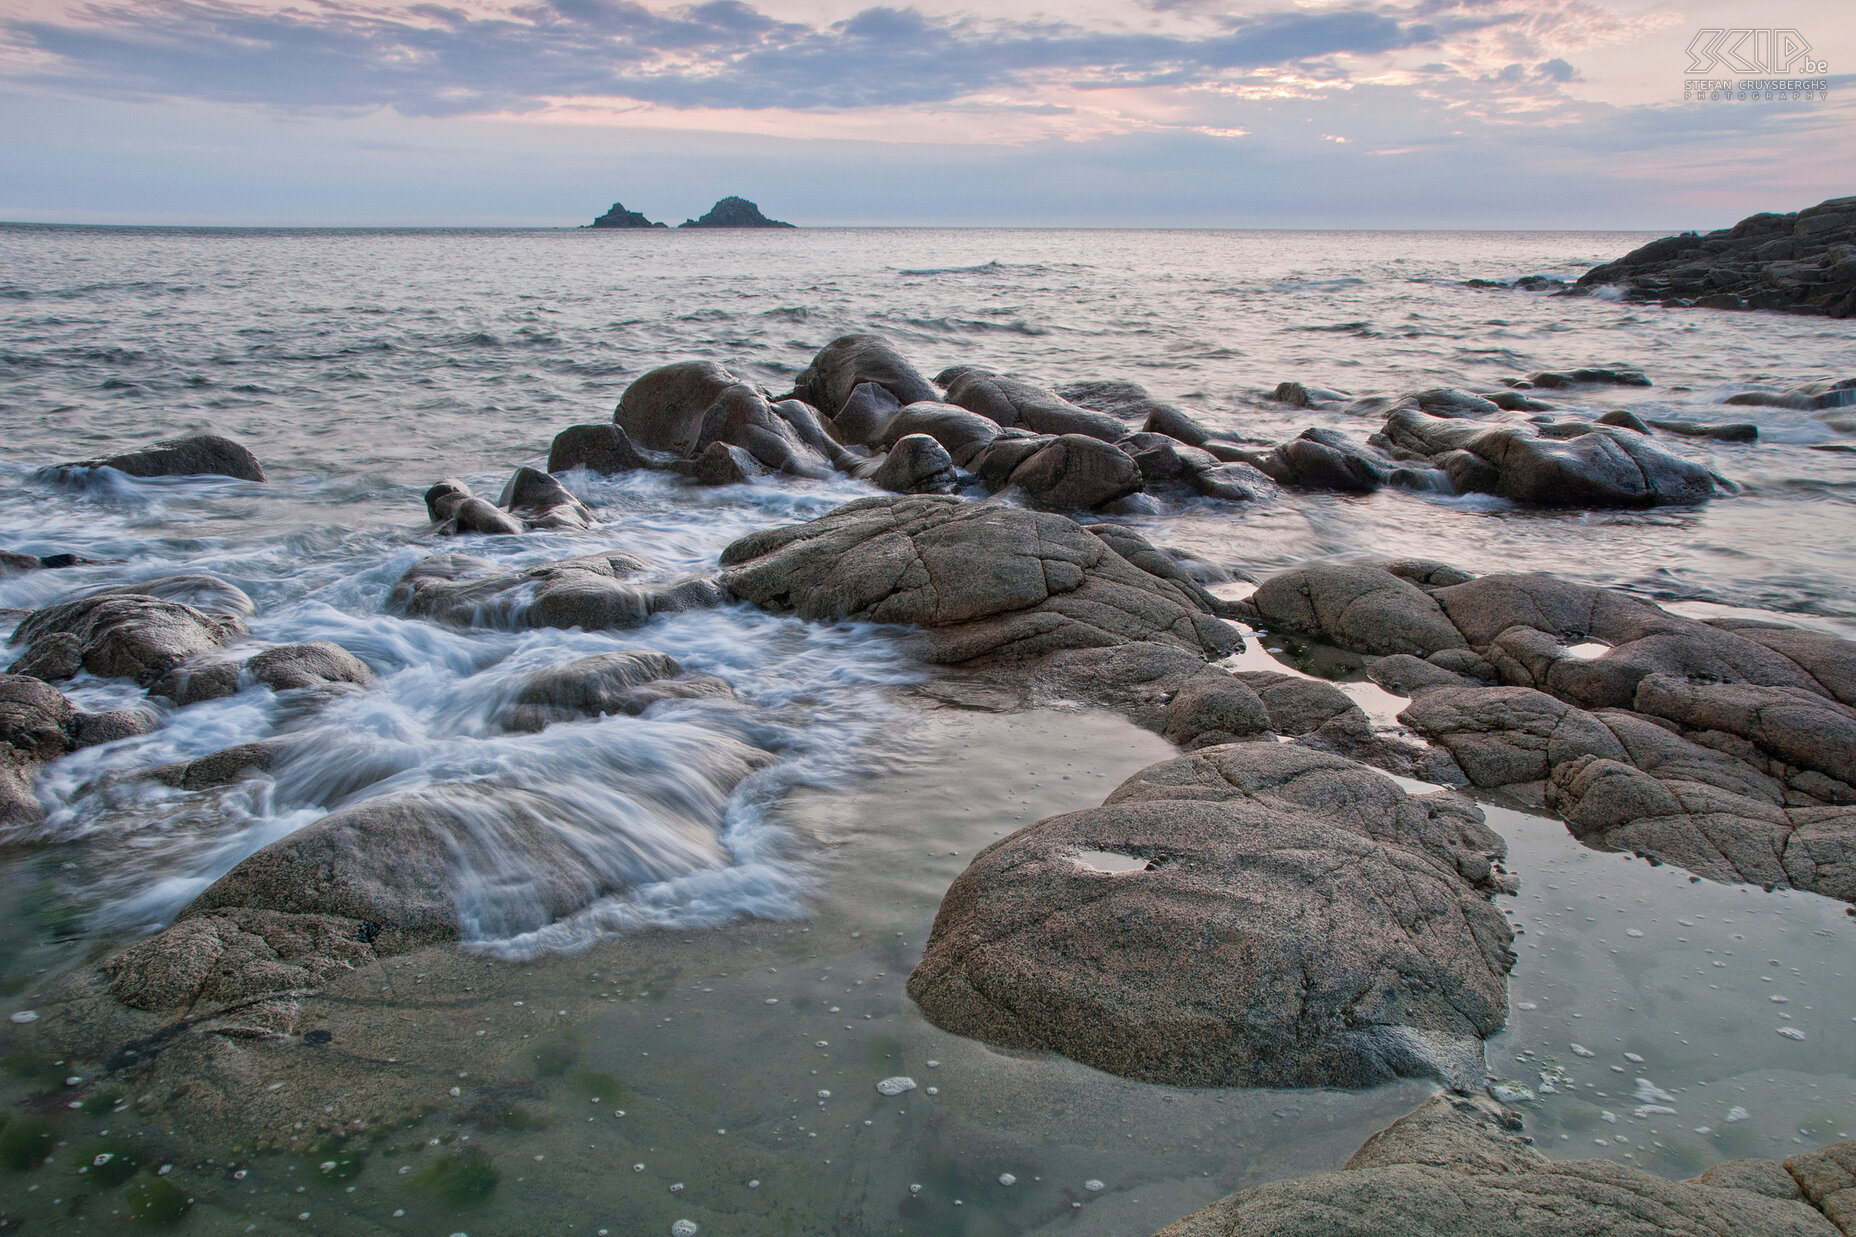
left=0, top=0, right=1851, bottom=227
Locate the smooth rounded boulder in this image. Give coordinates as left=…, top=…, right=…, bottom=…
left=615, top=360, right=742, bottom=455
left=907, top=743, right=1514, bottom=1089
left=872, top=433, right=957, bottom=494
left=66, top=433, right=267, bottom=483
left=1003, top=432, right=1142, bottom=510
left=790, top=334, right=937, bottom=419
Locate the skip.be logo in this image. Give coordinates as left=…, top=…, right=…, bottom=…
left=1685, top=29, right=1826, bottom=75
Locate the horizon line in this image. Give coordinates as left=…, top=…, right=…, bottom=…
left=0, top=219, right=1668, bottom=234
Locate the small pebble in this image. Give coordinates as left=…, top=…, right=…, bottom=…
left=999, top=1173, right=1017, bottom=1186
left=909, top=1184, right=921, bottom=1195
left=1777, top=1027, right=1806, bottom=1041
left=9, top=1010, right=39, bottom=1023
left=671, top=1221, right=698, bottom=1236
left=876, top=1076, right=916, bottom=1097
left=1085, top=1179, right=1105, bottom=1192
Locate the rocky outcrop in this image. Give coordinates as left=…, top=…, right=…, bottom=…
left=1001, top=433, right=1143, bottom=509
left=720, top=495, right=1238, bottom=668
left=390, top=551, right=725, bottom=632
left=152, top=641, right=375, bottom=706
left=1243, top=559, right=1856, bottom=900
left=907, top=743, right=1515, bottom=1089
left=1376, top=406, right=1721, bottom=507
left=64, top=434, right=266, bottom=482
left=792, top=334, right=939, bottom=423
left=547, top=423, right=654, bottom=475
left=500, top=650, right=735, bottom=732
left=1058, top=379, right=1244, bottom=456
left=2, top=674, right=156, bottom=829
left=871, top=433, right=957, bottom=494
left=433, top=474, right=575, bottom=535
left=10, top=588, right=247, bottom=687
left=96, top=722, right=771, bottom=1017
left=589, top=201, right=665, bottom=229
left=937, top=367, right=1131, bottom=441
left=496, top=467, right=592, bottom=530
left=678, top=196, right=793, bottom=228
left=613, top=361, right=850, bottom=480
left=1576, top=195, right=1856, bottom=316
left=424, top=478, right=525, bottom=536
left=1154, top=1092, right=1847, bottom=1236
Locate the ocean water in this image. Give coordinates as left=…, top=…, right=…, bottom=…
left=0, top=225, right=1852, bottom=1234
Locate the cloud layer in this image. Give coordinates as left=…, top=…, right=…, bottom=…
left=7, top=0, right=1504, bottom=115
left=2, top=0, right=1851, bottom=225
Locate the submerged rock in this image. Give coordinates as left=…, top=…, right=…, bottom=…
left=151, top=640, right=372, bottom=706
left=1526, top=367, right=1652, bottom=389
left=1154, top=1092, right=1845, bottom=1236
left=64, top=434, right=266, bottom=483
left=907, top=743, right=1514, bottom=1088
left=1, top=674, right=76, bottom=828
left=1, top=673, right=154, bottom=828
left=248, top=642, right=374, bottom=695
left=390, top=552, right=724, bottom=632
left=502, top=650, right=735, bottom=732
left=1647, top=418, right=1759, bottom=442
left=0, top=550, right=92, bottom=575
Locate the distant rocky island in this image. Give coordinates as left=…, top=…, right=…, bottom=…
left=678, top=196, right=792, bottom=228
left=586, top=196, right=794, bottom=230
left=1576, top=194, right=1854, bottom=316
left=588, top=201, right=666, bottom=229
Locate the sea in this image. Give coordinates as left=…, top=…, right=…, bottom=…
left=0, top=224, right=1852, bottom=1235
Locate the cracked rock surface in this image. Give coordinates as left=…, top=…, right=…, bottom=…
left=1244, top=559, right=1856, bottom=899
